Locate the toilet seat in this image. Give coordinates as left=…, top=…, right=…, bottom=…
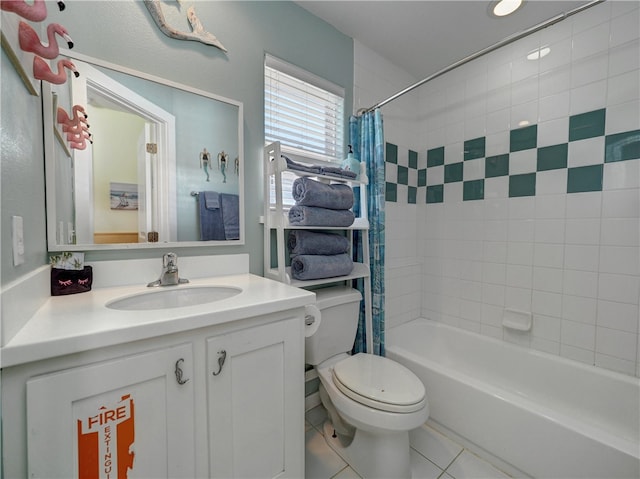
left=332, top=353, right=426, bottom=413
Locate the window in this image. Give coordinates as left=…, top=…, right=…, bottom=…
left=265, top=55, right=345, bottom=205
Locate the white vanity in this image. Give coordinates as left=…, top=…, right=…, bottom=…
left=1, top=254, right=314, bottom=478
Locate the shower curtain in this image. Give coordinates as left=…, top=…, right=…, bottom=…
left=350, top=110, right=385, bottom=356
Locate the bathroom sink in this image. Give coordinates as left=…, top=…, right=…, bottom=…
left=106, top=286, right=242, bottom=311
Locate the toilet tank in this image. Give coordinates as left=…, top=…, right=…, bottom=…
left=305, top=286, right=362, bottom=365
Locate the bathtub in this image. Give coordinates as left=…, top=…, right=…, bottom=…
left=386, top=319, right=640, bottom=479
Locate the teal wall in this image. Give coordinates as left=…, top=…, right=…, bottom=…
left=1, top=1, right=354, bottom=284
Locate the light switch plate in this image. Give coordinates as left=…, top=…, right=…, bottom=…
left=12, top=215, right=24, bottom=266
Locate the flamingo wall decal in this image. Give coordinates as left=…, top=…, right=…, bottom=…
left=18, top=21, right=73, bottom=59
left=33, top=56, right=78, bottom=84
left=143, top=0, right=227, bottom=52
left=0, top=0, right=65, bottom=22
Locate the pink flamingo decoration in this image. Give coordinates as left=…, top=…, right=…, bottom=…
left=18, top=21, right=73, bottom=59
left=57, top=105, right=88, bottom=128
left=0, top=0, right=65, bottom=22
left=33, top=56, right=78, bottom=84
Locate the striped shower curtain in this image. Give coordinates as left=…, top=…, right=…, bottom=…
left=350, top=109, right=385, bottom=356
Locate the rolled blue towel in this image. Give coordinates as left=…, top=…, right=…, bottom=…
left=292, top=177, right=354, bottom=210
left=290, top=253, right=354, bottom=280
left=288, top=205, right=355, bottom=227
left=288, top=230, right=350, bottom=256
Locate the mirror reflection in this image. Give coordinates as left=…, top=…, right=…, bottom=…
left=45, top=54, right=243, bottom=251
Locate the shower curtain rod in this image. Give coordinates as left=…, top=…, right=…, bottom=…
left=362, top=0, right=604, bottom=114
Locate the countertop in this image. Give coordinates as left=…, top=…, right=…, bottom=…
left=2, top=273, right=315, bottom=368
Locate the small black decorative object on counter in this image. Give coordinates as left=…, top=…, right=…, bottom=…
left=51, top=266, right=93, bottom=296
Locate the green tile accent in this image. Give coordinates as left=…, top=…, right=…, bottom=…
left=509, top=173, right=536, bottom=197
left=444, top=162, right=463, bottom=183
left=463, top=179, right=484, bottom=201
left=605, top=130, right=640, bottom=163
left=510, top=125, right=538, bottom=152
left=427, top=146, right=445, bottom=167
left=386, top=142, right=398, bottom=164
left=408, top=186, right=417, bottom=204
left=385, top=182, right=397, bottom=202
left=409, top=150, right=418, bottom=169
left=485, top=154, right=509, bottom=178
left=567, top=165, right=603, bottom=193
left=418, top=169, right=427, bottom=187
left=537, top=144, right=568, bottom=171
left=569, top=109, right=606, bottom=142
left=397, top=165, right=409, bottom=185
left=464, top=137, right=486, bottom=161
left=426, top=184, right=444, bottom=203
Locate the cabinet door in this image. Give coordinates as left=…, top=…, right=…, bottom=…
left=26, top=343, right=195, bottom=479
left=207, top=317, right=304, bottom=478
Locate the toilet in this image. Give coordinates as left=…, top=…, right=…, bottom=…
left=306, top=286, right=429, bottom=479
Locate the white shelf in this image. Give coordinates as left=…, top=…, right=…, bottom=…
left=262, top=141, right=374, bottom=352
left=264, top=263, right=370, bottom=288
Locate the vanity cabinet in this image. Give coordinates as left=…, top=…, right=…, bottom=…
left=26, top=343, right=196, bottom=478
left=2, top=310, right=304, bottom=479
left=207, top=317, right=302, bottom=478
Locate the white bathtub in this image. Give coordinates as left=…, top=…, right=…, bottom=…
left=386, top=319, right=640, bottom=479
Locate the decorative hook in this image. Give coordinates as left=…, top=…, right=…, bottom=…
left=175, top=358, right=189, bottom=385
left=211, top=350, right=226, bottom=376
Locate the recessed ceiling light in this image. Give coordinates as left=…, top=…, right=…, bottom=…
left=491, top=0, right=524, bottom=17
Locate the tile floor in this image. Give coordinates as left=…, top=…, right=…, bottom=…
left=305, top=405, right=514, bottom=479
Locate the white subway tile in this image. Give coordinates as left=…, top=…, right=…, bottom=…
left=566, top=191, right=603, bottom=218
left=608, top=39, right=640, bottom=77
left=603, top=160, right=640, bottom=191
left=535, top=219, right=566, bottom=244
left=602, top=188, right=640, bottom=218
left=597, top=300, right=639, bottom=333
left=482, top=283, right=505, bottom=306
left=540, top=38, right=572, bottom=73
left=531, top=336, right=561, bottom=355
left=598, top=272, right=640, bottom=304
left=484, top=176, right=510, bottom=199
left=486, top=108, right=510, bottom=134
left=533, top=290, right=563, bottom=317
left=595, top=353, right=637, bottom=376
left=596, top=326, right=638, bottom=361
left=507, top=242, right=535, bottom=266
left=537, top=116, right=570, bottom=146
left=532, top=313, right=562, bottom=341
left=567, top=137, right=606, bottom=168
left=507, top=264, right=533, bottom=289
left=564, top=244, right=600, bottom=272
left=565, top=218, right=602, bottom=245
left=463, top=158, right=485, bottom=181
left=486, top=87, right=511, bottom=114
left=571, top=52, right=609, bottom=90
left=483, top=241, right=508, bottom=263
left=539, top=67, right=571, bottom=97
left=511, top=77, right=539, bottom=106
left=600, top=218, right=639, bottom=246
left=483, top=219, right=508, bottom=242
left=605, top=99, right=640, bottom=134
left=561, top=343, right=595, bottom=365
left=426, top=165, right=444, bottom=186
left=483, top=262, right=507, bottom=285
left=563, top=269, right=599, bottom=298
left=610, top=8, right=640, bottom=47
left=533, top=266, right=564, bottom=293
left=535, top=195, right=567, bottom=219
left=510, top=100, right=538, bottom=129
left=481, top=323, right=504, bottom=340
left=561, top=319, right=596, bottom=350
left=485, top=131, right=510, bottom=157
left=606, top=71, right=640, bottom=107
left=508, top=219, right=535, bottom=242
left=570, top=79, right=607, bottom=114
left=533, top=243, right=565, bottom=268
left=536, top=169, right=568, bottom=196
left=571, top=1, right=611, bottom=34
left=611, top=0, right=639, bottom=19
left=572, top=22, right=611, bottom=61
left=599, top=245, right=640, bottom=275
left=508, top=196, right=535, bottom=219
left=505, top=286, right=532, bottom=311
left=484, top=197, right=509, bottom=220
left=562, top=294, right=597, bottom=325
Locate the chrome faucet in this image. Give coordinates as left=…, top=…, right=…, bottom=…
left=147, top=252, right=189, bottom=287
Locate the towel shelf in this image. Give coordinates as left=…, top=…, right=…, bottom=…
left=262, top=142, right=373, bottom=352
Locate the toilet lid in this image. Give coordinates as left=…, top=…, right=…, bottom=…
left=332, top=353, right=426, bottom=413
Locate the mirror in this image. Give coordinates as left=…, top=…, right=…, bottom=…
left=44, top=52, right=244, bottom=251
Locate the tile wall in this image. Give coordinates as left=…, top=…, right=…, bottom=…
left=357, top=2, right=640, bottom=377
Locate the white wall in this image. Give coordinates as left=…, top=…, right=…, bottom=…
left=356, top=2, right=640, bottom=377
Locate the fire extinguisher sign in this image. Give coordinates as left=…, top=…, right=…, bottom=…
left=76, top=394, right=135, bottom=479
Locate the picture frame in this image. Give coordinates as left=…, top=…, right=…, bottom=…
left=109, top=182, right=139, bottom=210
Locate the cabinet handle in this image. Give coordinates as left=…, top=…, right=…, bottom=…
left=212, top=350, right=227, bottom=376
left=174, top=358, right=189, bottom=385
